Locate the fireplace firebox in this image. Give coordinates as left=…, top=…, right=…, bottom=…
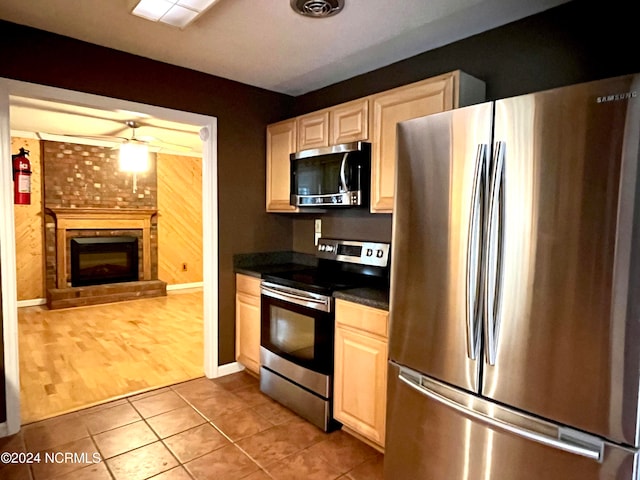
left=70, top=236, right=139, bottom=287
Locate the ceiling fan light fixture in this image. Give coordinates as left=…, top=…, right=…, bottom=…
left=119, top=140, right=150, bottom=173
left=290, top=0, right=344, bottom=18
left=131, top=0, right=220, bottom=28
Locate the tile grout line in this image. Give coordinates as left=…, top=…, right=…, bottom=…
left=170, top=384, right=281, bottom=478
left=171, top=386, right=340, bottom=480
left=123, top=395, right=197, bottom=480
left=19, top=374, right=372, bottom=480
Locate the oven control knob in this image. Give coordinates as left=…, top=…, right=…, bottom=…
left=326, top=245, right=335, bottom=252
left=366, top=248, right=373, bottom=256
left=376, top=249, right=384, bottom=258
left=319, top=245, right=326, bottom=251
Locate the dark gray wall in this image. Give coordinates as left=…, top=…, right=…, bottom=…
left=294, top=0, right=638, bottom=113
left=0, top=20, right=295, bottom=365
left=289, top=0, right=640, bottom=254
left=1, top=0, right=638, bottom=369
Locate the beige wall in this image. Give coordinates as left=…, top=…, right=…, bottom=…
left=157, top=153, right=203, bottom=286
left=12, top=137, right=45, bottom=301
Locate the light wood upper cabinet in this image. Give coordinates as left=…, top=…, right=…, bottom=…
left=297, top=99, right=369, bottom=150
left=266, top=119, right=298, bottom=212
left=370, top=70, right=485, bottom=213
left=266, top=70, right=484, bottom=213
left=334, top=299, right=389, bottom=449
left=330, top=98, right=369, bottom=144
left=297, top=110, right=330, bottom=150
left=235, top=274, right=261, bottom=375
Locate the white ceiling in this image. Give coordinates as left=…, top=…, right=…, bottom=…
left=1, top=0, right=569, bottom=96
left=1, top=0, right=569, bottom=152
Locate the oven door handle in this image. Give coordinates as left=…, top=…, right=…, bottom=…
left=261, top=284, right=331, bottom=312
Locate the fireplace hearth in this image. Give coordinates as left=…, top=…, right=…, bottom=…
left=46, top=208, right=165, bottom=309
left=71, top=236, right=139, bottom=287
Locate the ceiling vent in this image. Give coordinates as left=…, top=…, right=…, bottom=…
left=290, top=0, right=344, bottom=17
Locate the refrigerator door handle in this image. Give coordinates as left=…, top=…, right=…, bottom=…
left=398, top=367, right=605, bottom=462
left=465, top=144, right=487, bottom=360
left=484, top=141, right=506, bottom=366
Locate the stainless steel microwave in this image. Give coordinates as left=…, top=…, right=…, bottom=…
left=290, top=142, right=370, bottom=207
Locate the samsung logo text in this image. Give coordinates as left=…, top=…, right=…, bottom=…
left=597, top=91, right=637, bottom=103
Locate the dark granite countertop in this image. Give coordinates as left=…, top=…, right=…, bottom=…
left=233, top=251, right=317, bottom=278
left=333, top=287, right=389, bottom=311
left=234, top=250, right=390, bottom=310
left=235, top=262, right=312, bottom=279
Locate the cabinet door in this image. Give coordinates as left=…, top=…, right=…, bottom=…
left=266, top=119, right=298, bottom=212
left=330, top=99, right=369, bottom=144
left=334, top=325, right=388, bottom=447
left=297, top=111, right=329, bottom=150
left=370, top=73, right=456, bottom=213
left=235, top=273, right=261, bottom=374
left=235, top=290, right=261, bottom=374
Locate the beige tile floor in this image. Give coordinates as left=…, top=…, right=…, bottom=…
left=0, top=372, right=384, bottom=480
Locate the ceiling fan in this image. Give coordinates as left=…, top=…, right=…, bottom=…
left=59, top=119, right=194, bottom=153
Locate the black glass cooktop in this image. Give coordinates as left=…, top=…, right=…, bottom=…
left=262, top=264, right=388, bottom=296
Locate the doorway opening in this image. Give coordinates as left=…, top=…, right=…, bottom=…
left=0, top=79, right=219, bottom=435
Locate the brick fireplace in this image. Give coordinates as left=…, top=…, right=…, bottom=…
left=42, top=140, right=166, bottom=308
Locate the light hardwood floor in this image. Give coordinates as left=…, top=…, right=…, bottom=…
left=18, top=289, right=204, bottom=424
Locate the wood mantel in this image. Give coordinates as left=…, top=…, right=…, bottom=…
left=48, top=208, right=158, bottom=289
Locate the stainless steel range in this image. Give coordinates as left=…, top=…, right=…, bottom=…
left=259, top=238, right=390, bottom=431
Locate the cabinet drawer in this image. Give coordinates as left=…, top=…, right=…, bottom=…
left=236, top=273, right=261, bottom=297
left=336, top=299, right=388, bottom=338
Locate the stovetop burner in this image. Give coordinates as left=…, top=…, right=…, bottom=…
left=262, top=238, right=390, bottom=295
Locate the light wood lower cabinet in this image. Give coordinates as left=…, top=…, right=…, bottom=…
left=235, top=274, right=261, bottom=374
left=334, top=299, right=389, bottom=449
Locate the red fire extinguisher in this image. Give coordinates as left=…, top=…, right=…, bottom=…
left=12, top=147, right=32, bottom=205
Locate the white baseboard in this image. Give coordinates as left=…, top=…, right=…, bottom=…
left=166, top=282, right=204, bottom=292
left=212, top=362, right=245, bottom=378
left=17, top=298, right=47, bottom=308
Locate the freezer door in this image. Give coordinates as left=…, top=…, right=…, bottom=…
left=390, top=102, right=493, bottom=393
left=385, top=363, right=639, bottom=480
left=483, top=74, right=640, bottom=447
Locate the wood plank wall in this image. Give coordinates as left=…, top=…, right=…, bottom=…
left=11, top=137, right=45, bottom=301
left=157, top=153, right=203, bottom=285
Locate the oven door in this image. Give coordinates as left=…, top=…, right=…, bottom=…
left=260, top=282, right=334, bottom=376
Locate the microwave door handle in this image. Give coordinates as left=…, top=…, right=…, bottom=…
left=339, top=152, right=349, bottom=192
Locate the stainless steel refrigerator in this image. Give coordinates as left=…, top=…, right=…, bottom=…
left=386, top=73, right=640, bottom=479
